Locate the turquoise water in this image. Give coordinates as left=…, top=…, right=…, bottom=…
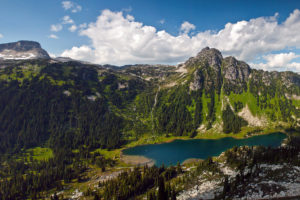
left=123, top=133, right=287, bottom=166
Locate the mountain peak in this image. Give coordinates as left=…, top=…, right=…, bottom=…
left=195, top=47, right=223, bottom=68
left=196, top=47, right=222, bottom=57
left=0, top=40, right=50, bottom=60
left=183, top=47, right=223, bottom=70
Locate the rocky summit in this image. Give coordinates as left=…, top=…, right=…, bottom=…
left=0, top=40, right=50, bottom=60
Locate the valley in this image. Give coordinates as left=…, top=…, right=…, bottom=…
left=0, top=41, right=299, bottom=199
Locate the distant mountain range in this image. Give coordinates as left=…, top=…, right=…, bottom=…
left=0, top=41, right=299, bottom=153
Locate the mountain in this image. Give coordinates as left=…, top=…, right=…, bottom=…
left=0, top=40, right=50, bottom=60
left=0, top=41, right=300, bottom=200
left=142, top=47, right=300, bottom=136
left=0, top=44, right=299, bottom=154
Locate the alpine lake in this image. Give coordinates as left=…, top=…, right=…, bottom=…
left=122, top=132, right=287, bottom=166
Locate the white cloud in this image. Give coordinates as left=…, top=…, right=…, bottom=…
left=49, top=53, right=56, bottom=58
left=50, top=24, right=63, bottom=32
left=62, top=1, right=82, bottom=13
left=122, top=6, right=132, bottom=13
left=264, top=52, right=299, bottom=67
left=62, top=1, right=72, bottom=10
left=62, top=45, right=95, bottom=61
left=180, top=21, right=195, bottom=34
left=79, top=23, right=87, bottom=29
left=62, top=15, right=74, bottom=24
left=49, top=34, right=59, bottom=39
left=0, top=33, right=3, bottom=38
left=61, top=9, right=300, bottom=72
left=50, top=16, right=75, bottom=35
left=159, top=19, right=165, bottom=25
left=250, top=52, right=300, bottom=71
left=69, top=25, right=77, bottom=32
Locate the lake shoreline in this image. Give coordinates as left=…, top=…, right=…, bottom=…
left=120, top=153, right=155, bottom=167
left=123, top=128, right=290, bottom=152
left=122, top=131, right=288, bottom=166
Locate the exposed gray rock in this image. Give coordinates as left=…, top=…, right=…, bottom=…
left=184, top=47, right=223, bottom=71
left=222, top=56, right=251, bottom=82
left=195, top=47, right=223, bottom=70
left=189, top=69, right=202, bottom=91
left=0, top=40, right=50, bottom=60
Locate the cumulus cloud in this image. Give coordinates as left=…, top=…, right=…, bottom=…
left=180, top=21, right=195, bottom=34
left=0, top=33, right=3, bottom=38
left=49, top=34, right=59, bottom=39
left=62, top=46, right=95, bottom=61
left=50, top=16, right=77, bottom=35
left=69, top=25, right=77, bottom=32
left=62, top=15, right=74, bottom=24
left=62, top=1, right=82, bottom=13
left=264, top=52, right=299, bottom=67
left=50, top=24, right=63, bottom=32
left=250, top=52, right=300, bottom=71
left=61, top=9, right=300, bottom=72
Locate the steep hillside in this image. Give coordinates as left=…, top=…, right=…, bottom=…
left=0, top=59, right=149, bottom=153
left=133, top=47, right=300, bottom=138
left=0, top=46, right=299, bottom=154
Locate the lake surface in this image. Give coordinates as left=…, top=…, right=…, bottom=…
left=123, top=133, right=287, bottom=166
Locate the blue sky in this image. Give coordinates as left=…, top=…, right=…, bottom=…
left=0, top=0, right=300, bottom=71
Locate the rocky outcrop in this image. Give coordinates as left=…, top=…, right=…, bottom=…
left=184, top=47, right=300, bottom=97
left=186, top=47, right=223, bottom=93
left=0, top=41, right=50, bottom=60
left=222, top=56, right=251, bottom=94
left=184, top=47, right=223, bottom=70
left=222, top=56, right=251, bottom=82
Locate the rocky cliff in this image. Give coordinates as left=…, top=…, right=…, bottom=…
left=0, top=40, right=50, bottom=60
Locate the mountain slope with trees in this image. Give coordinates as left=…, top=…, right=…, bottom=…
left=0, top=45, right=299, bottom=155
left=0, top=42, right=299, bottom=199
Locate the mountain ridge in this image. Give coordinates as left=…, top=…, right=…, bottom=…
left=0, top=41, right=299, bottom=154
left=0, top=40, right=50, bottom=60
left=0, top=41, right=299, bottom=199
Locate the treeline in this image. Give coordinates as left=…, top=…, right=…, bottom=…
left=0, top=62, right=150, bottom=154
left=249, top=71, right=300, bottom=122
left=222, top=105, right=248, bottom=133
left=0, top=149, right=82, bottom=200
left=0, top=147, right=113, bottom=199
left=222, top=137, right=300, bottom=198
left=154, top=86, right=194, bottom=136
left=0, top=77, right=123, bottom=153
left=88, top=164, right=182, bottom=200
left=0, top=62, right=147, bottom=199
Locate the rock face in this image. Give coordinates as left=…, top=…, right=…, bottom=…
left=222, top=56, right=251, bottom=94
left=187, top=47, right=223, bottom=93
left=185, top=47, right=223, bottom=70
left=184, top=47, right=300, bottom=96
left=187, top=48, right=252, bottom=93
left=222, top=56, right=251, bottom=82
left=0, top=41, right=50, bottom=60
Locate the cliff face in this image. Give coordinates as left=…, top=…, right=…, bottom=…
left=0, top=41, right=50, bottom=60
left=136, top=47, right=300, bottom=135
